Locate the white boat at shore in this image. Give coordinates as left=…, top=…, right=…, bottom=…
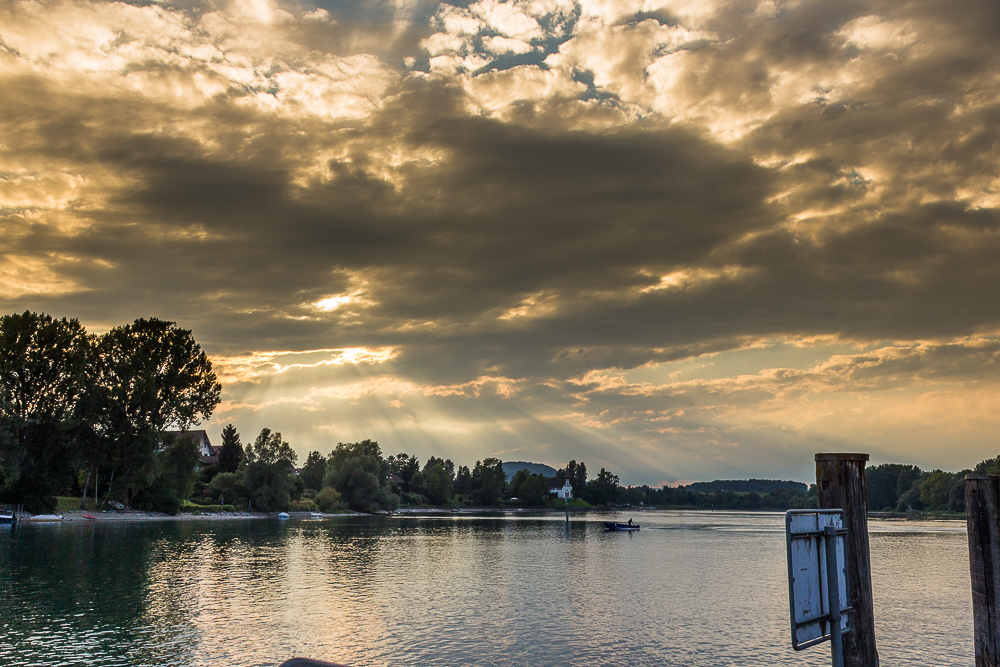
left=26, top=514, right=63, bottom=522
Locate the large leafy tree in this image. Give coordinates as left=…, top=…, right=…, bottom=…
left=518, top=474, right=549, bottom=506
left=0, top=312, right=90, bottom=510
left=325, top=440, right=397, bottom=512
left=241, top=428, right=297, bottom=511
left=471, top=458, right=505, bottom=506
left=582, top=468, right=621, bottom=506
left=95, top=318, right=221, bottom=506
left=300, top=450, right=327, bottom=491
left=217, top=423, right=243, bottom=473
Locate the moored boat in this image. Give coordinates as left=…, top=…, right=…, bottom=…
left=278, top=512, right=290, bottom=520
left=26, top=514, right=63, bottom=522
left=0, top=512, right=14, bottom=527
left=603, top=521, right=640, bottom=531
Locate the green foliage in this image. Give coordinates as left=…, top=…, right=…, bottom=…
left=93, top=318, right=221, bottom=506
left=159, top=434, right=201, bottom=501
left=209, top=472, right=242, bottom=506
left=315, top=486, right=343, bottom=512
left=919, top=471, right=951, bottom=510
left=325, top=440, right=398, bottom=512
left=289, top=499, right=317, bottom=511
left=517, top=474, right=549, bottom=506
left=301, top=451, right=327, bottom=491
left=420, top=463, right=453, bottom=504
left=455, top=465, right=472, bottom=495
left=217, top=424, right=243, bottom=474
left=0, top=312, right=90, bottom=504
left=866, top=464, right=920, bottom=511
left=509, top=468, right=531, bottom=498
left=471, top=458, right=505, bottom=506
left=241, top=428, right=297, bottom=512
left=582, top=468, right=620, bottom=505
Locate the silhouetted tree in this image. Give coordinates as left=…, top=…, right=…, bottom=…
left=217, top=424, right=243, bottom=473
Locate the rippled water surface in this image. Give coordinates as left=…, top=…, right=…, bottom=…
left=0, top=511, right=972, bottom=666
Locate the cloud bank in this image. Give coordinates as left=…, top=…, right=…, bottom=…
left=3, top=0, right=1000, bottom=483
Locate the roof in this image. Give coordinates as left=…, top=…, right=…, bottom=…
left=163, top=429, right=212, bottom=445
left=549, top=477, right=572, bottom=489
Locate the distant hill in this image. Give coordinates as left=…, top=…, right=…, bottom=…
left=502, top=461, right=558, bottom=479
left=683, top=479, right=808, bottom=494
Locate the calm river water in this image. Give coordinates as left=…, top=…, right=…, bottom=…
left=0, top=511, right=971, bottom=666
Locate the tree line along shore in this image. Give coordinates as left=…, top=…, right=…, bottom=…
left=0, top=311, right=991, bottom=516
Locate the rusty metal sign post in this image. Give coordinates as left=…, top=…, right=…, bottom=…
left=786, top=509, right=851, bottom=667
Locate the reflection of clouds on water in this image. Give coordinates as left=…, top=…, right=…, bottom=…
left=0, top=511, right=974, bottom=665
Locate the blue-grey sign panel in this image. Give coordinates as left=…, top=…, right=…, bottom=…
left=786, top=510, right=851, bottom=650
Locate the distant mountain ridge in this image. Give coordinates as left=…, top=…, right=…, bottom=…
left=682, top=479, right=808, bottom=494
left=502, top=461, right=558, bottom=479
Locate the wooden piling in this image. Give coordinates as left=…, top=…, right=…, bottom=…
left=966, top=474, right=1000, bottom=667
left=815, top=453, right=879, bottom=667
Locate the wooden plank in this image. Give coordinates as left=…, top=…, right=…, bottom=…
left=967, top=474, right=1000, bottom=667
left=815, top=453, right=879, bottom=667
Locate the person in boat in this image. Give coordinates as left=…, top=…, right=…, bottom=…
left=628, top=518, right=633, bottom=526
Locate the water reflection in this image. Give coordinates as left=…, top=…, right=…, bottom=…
left=0, top=513, right=974, bottom=666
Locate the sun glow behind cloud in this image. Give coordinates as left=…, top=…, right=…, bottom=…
left=4, top=0, right=1000, bottom=482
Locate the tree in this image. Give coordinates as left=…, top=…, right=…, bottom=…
left=209, top=472, right=242, bottom=507
left=158, top=433, right=201, bottom=502
left=132, top=433, right=201, bottom=513
left=471, top=458, right=505, bottom=506
left=518, top=474, right=549, bottom=506
left=301, top=451, right=327, bottom=491
left=242, top=428, right=297, bottom=511
left=0, top=311, right=90, bottom=511
left=583, top=468, right=621, bottom=505
left=387, top=452, right=420, bottom=491
left=217, top=424, right=243, bottom=474
left=325, top=440, right=397, bottom=512
left=919, top=470, right=951, bottom=510
left=95, top=318, right=221, bottom=506
left=509, top=468, right=531, bottom=498
left=421, top=463, right=453, bottom=505
left=455, top=465, right=472, bottom=495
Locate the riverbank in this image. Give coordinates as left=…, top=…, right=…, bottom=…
left=17, top=510, right=363, bottom=523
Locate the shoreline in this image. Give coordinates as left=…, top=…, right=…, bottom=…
left=19, top=510, right=363, bottom=523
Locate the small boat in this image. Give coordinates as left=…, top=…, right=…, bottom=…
left=277, top=512, right=290, bottom=520
left=0, top=512, right=14, bottom=527
left=310, top=512, right=323, bottom=519
left=83, top=515, right=96, bottom=520
left=27, top=514, right=63, bottom=522
left=604, top=521, right=640, bottom=531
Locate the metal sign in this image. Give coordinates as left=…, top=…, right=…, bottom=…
left=786, top=510, right=851, bottom=651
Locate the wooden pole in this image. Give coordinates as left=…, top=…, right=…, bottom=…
left=815, top=453, right=879, bottom=667
left=966, top=474, right=1000, bottom=667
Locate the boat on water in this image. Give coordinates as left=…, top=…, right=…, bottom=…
left=603, top=521, right=640, bottom=531
left=309, top=512, right=323, bottom=519
left=26, top=514, right=63, bottom=522
left=278, top=512, right=290, bottom=520
left=0, top=512, right=14, bottom=527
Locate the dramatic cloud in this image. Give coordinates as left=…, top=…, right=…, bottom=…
left=3, top=0, right=1000, bottom=483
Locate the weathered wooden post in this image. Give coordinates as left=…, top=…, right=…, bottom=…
left=966, top=474, right=1000, bottom=667
left=815, top=453, right=879, bottom=667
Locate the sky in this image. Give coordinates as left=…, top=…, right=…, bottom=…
left=3, top=0, right=1000, bottom=486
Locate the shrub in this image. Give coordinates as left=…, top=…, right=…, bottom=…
left=315, top=487, right=343, bottom=513
left=289, top=499, right=317, bottom=511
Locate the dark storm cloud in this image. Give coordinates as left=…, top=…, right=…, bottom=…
left=6, top=0, right=1000, bottom=479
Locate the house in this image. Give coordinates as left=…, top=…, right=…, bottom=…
left=549, top=476, right=573, bottom=500
left=163, top=430, right=218, bottom=465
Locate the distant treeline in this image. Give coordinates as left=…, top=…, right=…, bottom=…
left=865, top=459, right=1000, bottom=513
left=2, top=312, right=991, bottom=516
left=683, top=479, right=808, bottom=494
